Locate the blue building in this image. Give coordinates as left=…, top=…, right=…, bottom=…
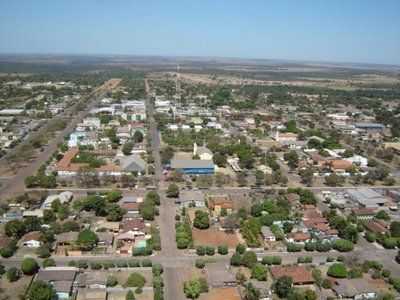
left=170, top=159, right=215, bottom=175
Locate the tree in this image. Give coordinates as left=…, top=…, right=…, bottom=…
left=333, top=239, right=354, bottom=252
left=125, top=273, right=146, bottom=288
left=244, top=282, right=260, bottom=300
left=342, top=225, right=358, bottom=243
left=274, top=276, right=293, bottom=298
left=193, top=211, right=210, bottom=229
left=26, top=280, right=56, bottom=300
left=183, top=279, right=201, bottom=299
left=77, top=229, right=98, bottom=251
left=42, top=258, right=56, bottom=268
left=327, top=263, right=347, bottom=278
left=5, top=220, right=26, bottom=238
left=122, top=142, right=134, bottom=156
left=241, top=251, right=257, bottom=268
left=106, top=190, right=122, bottom=202
left=133, top=131, right=144, bottom=143
left=236, top=243, right=246, bottom=254
left=284, top=151, right=299, bottom=169
left=166, top=183, right=179, bottom=198
left=125, top=290, right=135, bottom=300
left=299, top=167, right=314, bottom=186
left=217, top=245, right=228, bottom=255
left=6, top=267, right=21, bottom=282
left=251, top=263, right=268, bottom=281
left=390, top=221, right=400, bottom=237
left=106, top=204, right=126, bottom=221
left=375, top=210, right=390, bottom=221
left=213, top=153, right=227, bottom=167
left=21, top=258, right=39, bottom=275
left=230, top=253, right=242, bottom=266
left=325, top=173, right=344, bottom=187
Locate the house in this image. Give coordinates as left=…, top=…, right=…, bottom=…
left=96, top=232, right=114, bottom=247
left=56, top=232, right=79, bottom=247
left=286, top=232, right=311, bottom=244
left=351, top=208, right=376, bottom=220
left=193, top=143, right=213, bottom=160
left=94, top=221, right=119, bottom=233
left=365, top=220, right=389, bottom=235
left=328, top=159, right=353, bottom=173
left=347, top=189, right=387, bottom=208
left=36, top=267, right=78, bottom=300
left=176, top=190, right=205, bottom=208
left=120, top=202, right=140, bottom=214
left=42, top=191, right=73, bottom=209
left=274, top=132, right=298, bottom=143
left=354, top=123, right=385, bottom=134
left=206, top=262, right=237, bottom=288
left=344, top=155, right=368, bottom=168
left=117, top=154, right=146, bottom=174
left=207, top=194, right=234, bottom=216
left=119, top=218, right=146, bottom=236
left=331, top=278, right=379, bottom=300
left=23, top=209, right=44, bottom=218
left=170, top=159, right=215, bottom=175
left=19, top=231, right=42, bottom=248
left=270, top=266, right=314, bottom=285
left=261, top=226, right=276, bottom=242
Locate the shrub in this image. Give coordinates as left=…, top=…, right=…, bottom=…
left=135, top=287, right=143, bottom=294
left=316, top=241, right=332, bottom=252
left=333, top=239, right=354, bottom=252
left=236, top=244, right=246, bottom=254
left=90, top=262, right=102, bottom=270
left=304, top=242, right=316, bottom=252
left=77, top=260, right=88, bottom=269
left=128, top=260, right=140, bottom=268
left=287, top=243, right=302, bottom=252
left=205, top=246, right=215, bottom=256
left=21, top=258, right=39, bottom=275
left=217, top=245, right=228, bottom=255
left=272, top=256, right=282, bottom=265
left=152, top=264, right=163, bottom=276
left=241, top=251, right=257, bottom=268
left=103, top=261, right=115, bottom=269
left=327, top=263, right=347, bottom=278
left=141, top=259, right=152, bottom=267
left=195, top=259, right=205, bottom=269
left=196, top=246, right=206, bottom=256
left=230, top=253, right=242, bottom=266
left=382, top=237, right=397, bottom=249
left=251, top=263, right=268, bottom=281
left=107, top=275, right=118, bottom=287
left=6, top=267, right=21, bottom=282
left=42, top=258, right=56, bottom=268
left=125, top=273, right=146, bottom=288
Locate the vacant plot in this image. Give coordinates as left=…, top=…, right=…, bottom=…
left=199, top=287, right=241, bottom=300
left=0, top=275, right=33, bottom=300
left=108, top=290, right=153, bottom=300
left=192, top=228, right=240, bottom=248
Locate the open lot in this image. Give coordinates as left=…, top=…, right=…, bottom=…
left=192, top=228, right=240, bottom=248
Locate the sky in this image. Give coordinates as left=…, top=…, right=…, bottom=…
left=0, top=0, right=399, bottom=65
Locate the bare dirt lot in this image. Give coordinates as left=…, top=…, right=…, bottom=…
left=199, top=287, right=242, bottom=300
left=0, top=275, right=33, bottom=300
left=192, top=228, right=240, bottom=248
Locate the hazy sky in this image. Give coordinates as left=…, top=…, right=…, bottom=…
left=1, top=0, right=399, bottom=65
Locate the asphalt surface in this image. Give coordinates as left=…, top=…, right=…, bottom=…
left=145, top=79, right=186, bottom=300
